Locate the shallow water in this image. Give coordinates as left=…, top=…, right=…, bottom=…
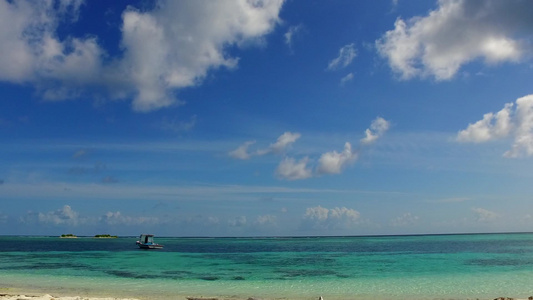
left=1, top=234, right=532, bottom=299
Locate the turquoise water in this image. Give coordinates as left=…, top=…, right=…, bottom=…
left=1, top=234, right=533, bottom=299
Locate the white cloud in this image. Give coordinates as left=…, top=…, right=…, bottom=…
left=327, top=43, right=357, bottom=71
left=472, top=207, right=500, bottom=223
left=376, top=0, right=531, bottom=80
left=0, top=0, right=284, bottom=111
left=302, top=206, right=361, bottom=230
left=0, top=0, right=103, bottom=90
left=317, top=142, right=357, bottom=175
left=257, top=131, right=301, bottom=155
left=361, top=117, right=390, bottom=144
left=284, top=24, right=303, bottom=50
left=230, top=131, right=300, bottom=160
left=118, top=0, right=284, bottom=111
left=276, top=156, right=312, bottom=180
left=37, top=205, right=81, bottom=226
left=229, top=141, right=256, bottom=160
left=457, top=103, right=513, bottom=143
left=304, top=205, right=329, bottom=221
left=505, top=95, right=533, bottom=157
left=231, top=118, right=390, bottom=180
left=340, top=73, right=354, bottom=85
left=24, top=205, right=161, bottom=228
left=457, top=94, right=533, bottom=157
left=390, top=212, right=419, bottom=227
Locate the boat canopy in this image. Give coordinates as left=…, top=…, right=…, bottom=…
left=139, top=234, right=155, bottom=244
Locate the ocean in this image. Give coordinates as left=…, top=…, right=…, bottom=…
left=0, top=233, right=532, bottom=300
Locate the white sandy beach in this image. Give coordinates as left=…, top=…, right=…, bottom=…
left=0, top=294, right=531, bottom=300
left=0, top=295, right=139, bottom=300
left=0, top=295, right=236, bottom=300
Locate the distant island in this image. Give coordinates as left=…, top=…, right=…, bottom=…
left=60, top=234, right=77, bottom=238
left=94, top=234, right=118, bottom=238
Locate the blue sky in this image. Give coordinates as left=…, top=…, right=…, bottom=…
left=1, top=0, right=533, bottom=236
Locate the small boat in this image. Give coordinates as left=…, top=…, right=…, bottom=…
left=136, top=234, right=164, bottom=249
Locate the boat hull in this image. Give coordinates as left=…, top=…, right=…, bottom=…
left=136, top=234, right=164, bottom=249
left=136, top=241, right=163, bottom=249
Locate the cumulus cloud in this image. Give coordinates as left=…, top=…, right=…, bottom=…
left=457, top=103, right=513, bottom=143
left=117, top=0, right=284, bottom=111
left=302, top=206, right=361, bottom=230
left=232, top=118, right=390, bottom=180
left=279, top=117, right=389, bottom=180
left=37, top=205, right=82, bottom=226
left=472, top=207, right=500, bottom=223
left=361, top=117, right=390, bottom=144
left=327, top=43, right=357, bottom=71
left=0, top=0, right=103, bottom=92
left=20, top=205, right=161, bottom=230
left=457, top=94, right=533, bottom=157
left=229, top=132, right=307, bottom=178
left=276, top=157, right=312, bottom=180
left=376, top=0, right=532, bottom=80
left=505, top=95, right=533, bottom=157
left=0, top=0, right=284, bottom=112
left=317, top=142, right=357, bottom=175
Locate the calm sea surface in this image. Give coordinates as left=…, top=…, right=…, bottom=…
left=1, top=233, right=533, bottom=299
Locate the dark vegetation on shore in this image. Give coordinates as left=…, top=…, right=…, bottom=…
left=59, top=234, right=118, bottom=238
left=94, top=234, right=118, bottom=238
left=59, top=234, right=77, bottom=238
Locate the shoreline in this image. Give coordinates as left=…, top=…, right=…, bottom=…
left=3, top=276, right=533, bottom=300
left=1, top=291, right=532, bottom=300
left=0, top=294, right=138, bottom=300
left=0, top=296, right=531, bottom=300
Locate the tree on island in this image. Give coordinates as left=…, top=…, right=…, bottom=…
left=60, top=234, right=77, bottom=238
left=94, top=234, right=118, bottom=238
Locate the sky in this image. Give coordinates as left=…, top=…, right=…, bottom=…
left=1, top=0, right=533, bottom=237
